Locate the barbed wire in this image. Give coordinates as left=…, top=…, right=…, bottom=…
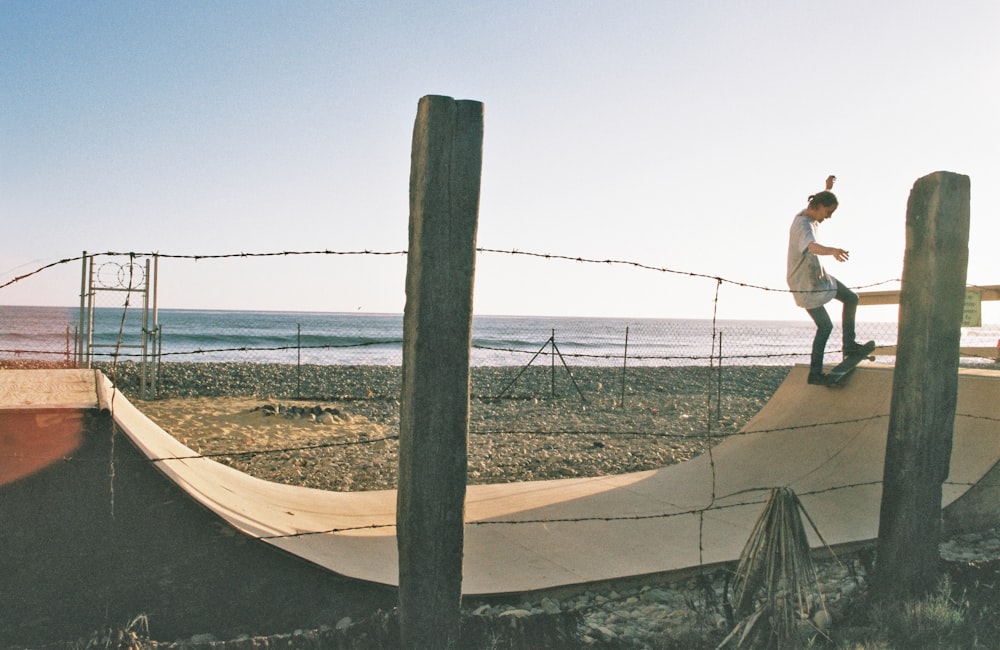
left=8, top=408, right=995, bottom=467
left=37, top=344, right=811, bottom=364
left=257, top=479, right=893, bottom=540
left=1, top=248, right=991, bottom=558
left=5, top=243, right=994, bottom=613
left=476, top=247, right=902, bottom=294
left=3, top=380, right=995, bottom=551
left=259, top=473, right=1000, bottom=540
left=0, top=248, right=902, bottom=295
left=14, top=348, right=811, bottom=363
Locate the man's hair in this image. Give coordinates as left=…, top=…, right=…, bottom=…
left=807, top=190, right=838, bottom=208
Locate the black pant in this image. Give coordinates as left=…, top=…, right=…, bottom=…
left=806, top=280, right=858, bottom=375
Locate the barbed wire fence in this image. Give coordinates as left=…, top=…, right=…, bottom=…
left=1, top=248, right=998, bottom=493
left=0, top=247, right=915, bottom=371
left=5, top=244, right=1000, bottom=627
left=4, top=248, right=998, bottom=411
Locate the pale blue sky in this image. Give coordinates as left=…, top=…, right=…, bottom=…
left=2, top=1, right=998, bottom=320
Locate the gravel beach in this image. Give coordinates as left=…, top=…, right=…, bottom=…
left=111, top=362, right=788, bottom=492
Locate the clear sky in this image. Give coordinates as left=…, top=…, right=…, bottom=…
left=2, top=1, right=998, bottom=321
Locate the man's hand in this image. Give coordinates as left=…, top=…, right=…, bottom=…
left=826, top=175, right=837, bottom=190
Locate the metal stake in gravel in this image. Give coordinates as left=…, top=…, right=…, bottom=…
left=397, top=94, right=483, bottom=649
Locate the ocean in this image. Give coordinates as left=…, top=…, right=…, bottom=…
left=2, top=304, right=996, bottom=367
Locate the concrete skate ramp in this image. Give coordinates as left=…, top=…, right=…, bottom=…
left=3, top=366, right=1000, bottom=599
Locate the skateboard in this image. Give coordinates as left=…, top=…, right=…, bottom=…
left=824, top=340, right=877, bottom=387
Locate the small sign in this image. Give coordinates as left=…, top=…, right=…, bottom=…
left=963, top=289, right=982, bottom=328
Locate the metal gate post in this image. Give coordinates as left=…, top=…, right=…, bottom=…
left=77, top=251, right=88, bottom=366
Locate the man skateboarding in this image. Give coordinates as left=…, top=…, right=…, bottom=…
left=786, top=175, right=869, bottom=385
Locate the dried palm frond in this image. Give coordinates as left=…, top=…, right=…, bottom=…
left=720, top=487, right=831, bottom=648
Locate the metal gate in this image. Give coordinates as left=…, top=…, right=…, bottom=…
left=77, top=252, right=160, bottom=399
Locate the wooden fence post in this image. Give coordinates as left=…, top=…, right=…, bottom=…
left=874, top=171, right=970, bottom=599
left=397, top=95, right=483, bottom=648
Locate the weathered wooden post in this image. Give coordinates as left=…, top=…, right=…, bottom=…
left=397, top=95, right=483, bottom=648
left=874, top=171, right=970, bottom=599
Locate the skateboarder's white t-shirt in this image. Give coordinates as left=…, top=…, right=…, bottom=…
left=787, top=211, right=837, bottom=309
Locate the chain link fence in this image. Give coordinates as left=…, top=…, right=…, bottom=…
left=0, top=305, right=79, bottom=369
left=4, top=301, right=997, bottom=398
